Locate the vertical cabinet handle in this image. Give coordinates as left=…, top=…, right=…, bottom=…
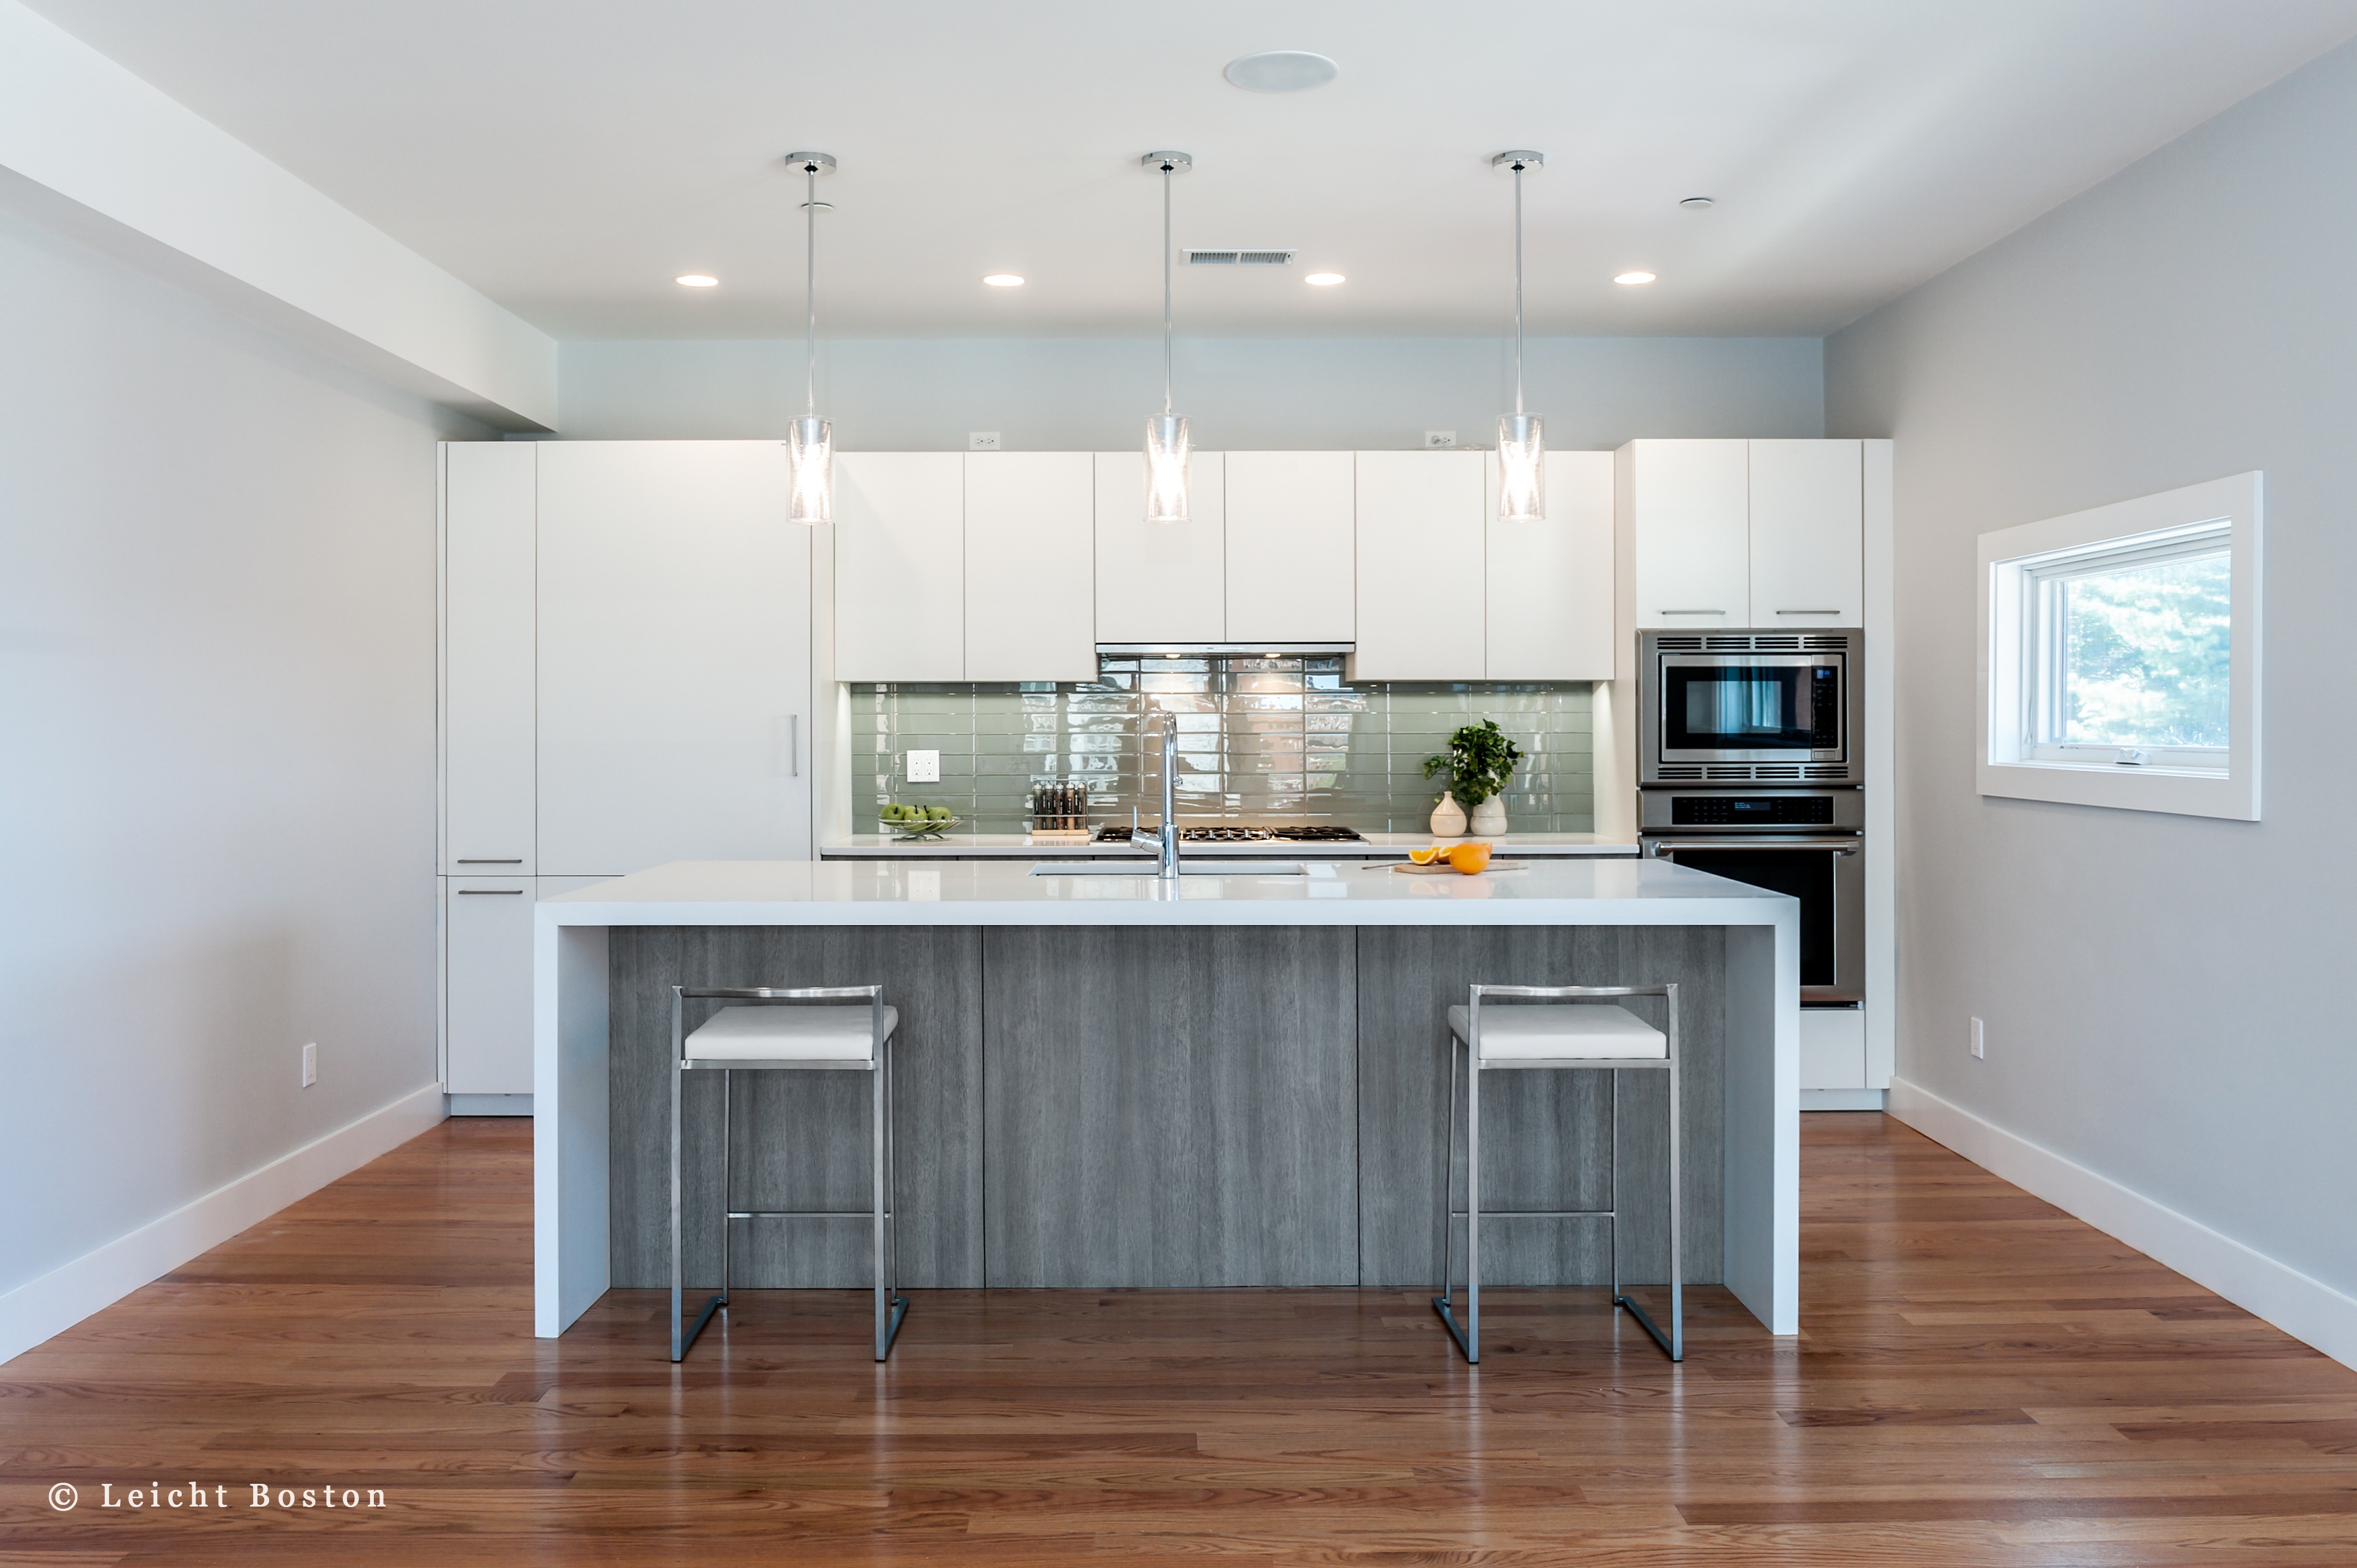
left=789, top=714, right=800, bottom=777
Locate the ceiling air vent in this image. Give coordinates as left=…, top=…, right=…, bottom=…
left=1186, top=249, right=1296, bottom=266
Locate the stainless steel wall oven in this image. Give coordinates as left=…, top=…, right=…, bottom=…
left=1639, top=788, right=1865, bottom=1004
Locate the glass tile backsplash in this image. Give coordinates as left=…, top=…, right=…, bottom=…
left=852, top=657, right=1593, bottom=835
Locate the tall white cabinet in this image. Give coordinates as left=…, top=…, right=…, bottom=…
left=439, top=440, right=816, bottom=1106
left=536, top=441, right=812, bottom=875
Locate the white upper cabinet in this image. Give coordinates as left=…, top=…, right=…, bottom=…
left=835, top=452, right=965, bottom=681
left=965, top=452, right=1097, bottom=681
left=535, top=441, right=812, bottom=876
left=1486, top=449, right=1615, bottom=680
left=1352, top=450, right=1486, bottom=681
left=1747, top=439, right=1862, bottom=626
left=1623, top=439, right=1751, bottom=629
left=1095, top=450, right=1225, bottom=645
left=441, top=442, right=537, bottom=874
left=1226, top=451, right=1355, bottom=646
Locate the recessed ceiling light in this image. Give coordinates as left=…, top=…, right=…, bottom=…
left=1679, top=196, right=1716, bottom=210
left=1304, top=272, right=1345, bottom=286
left=1223, top=51, right=1339, bottom=92
left=982, top=274, right=1025, bottom=287
left=1614, top=271, right=1658, bottom=286
left=675, top=274, right=718, bottom=287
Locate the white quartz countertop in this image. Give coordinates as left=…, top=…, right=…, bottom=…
left=821, top=832, right=1639, bottom=859
left=538, top=857, right=1789, bottom=929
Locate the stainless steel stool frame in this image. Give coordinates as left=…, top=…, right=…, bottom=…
left=1433, top=982, right=1682, bottom=1364
left=668, top=984, right=908, bottom=1363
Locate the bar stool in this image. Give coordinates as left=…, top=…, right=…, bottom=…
left=669, top=984, right=908, bottom=1363
left=1433, top=982, right=1682, bottom=1363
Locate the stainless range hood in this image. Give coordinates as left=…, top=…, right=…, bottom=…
left=1097, top=642, right=1354, bottom=659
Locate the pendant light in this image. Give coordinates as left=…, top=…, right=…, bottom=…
left=1493, top=150, right=1546, bottom=523
left=1142, top=152, right=1192, bottom=523
left=784, top=151, right=836, bottom=525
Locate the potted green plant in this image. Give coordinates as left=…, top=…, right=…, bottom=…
left=1424, top=720, right=1523, bottom=838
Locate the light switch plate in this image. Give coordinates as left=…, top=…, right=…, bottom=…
left=968, top=432, right=1002, bottom=451
left=907, top=749, right=942, bottom=783
left=301, top=1042, right=317, bottom=1087
left=1969, top=1018, right=1985, bottom=1059
left=1423, top=431, right=1458, bottom=448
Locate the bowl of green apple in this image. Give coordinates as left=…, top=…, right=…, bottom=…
left=879, top=803, right=960, bottom=838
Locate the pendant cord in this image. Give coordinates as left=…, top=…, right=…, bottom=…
left=803, top=164, right=818, bottom=417
left=1513, top=162, right=1525, bottom=417
left=1161, top=161, right=1174, bottom=416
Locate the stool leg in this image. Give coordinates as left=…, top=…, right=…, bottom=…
left=670, top=1033, right=682, bottom=1361
left=719, top=1069, right=732, bottom=1317
left=1465, top=1056, right=1480, bottom=1363
left=868, top=1048, right=909, bottom=1363
left=1609, top=1067, right=1620, bottom=1309
left=1435, top=1034, right=1457, bottom=1300
left=1668, top=999, right=1683, bottom=1363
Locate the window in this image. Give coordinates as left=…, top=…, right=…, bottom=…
left=1980, top=473, right=2261, bottom=821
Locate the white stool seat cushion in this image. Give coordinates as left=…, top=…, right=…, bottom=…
left=685, top=1003, right=898, bottom=1062
left=1448, top=1003, right=1665, bottom=1061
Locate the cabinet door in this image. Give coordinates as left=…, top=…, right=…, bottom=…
left=1486, top=450, right=1615, bottom=680
left=445, top=876, right=534, bottom=1095
left=835, top=452, right=965, bottom=681
left=1227, top=451, right=1354, bottom=645
left=965, top=452, right=1096, bottom=681
left=1095, top=450, right=1224, bottom=644
left=1625, top=439, right=1750, bottom=628
left=536, top=441, right=813, bottom=876
left=442, top=442, right=536, bottom=874
left=1352, top=450, right=1486, bottom=680
left=1748, top=439, right=1862, bottom=627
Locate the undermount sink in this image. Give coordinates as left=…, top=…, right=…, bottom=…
left=1030, top=860, right=1308, bottom=877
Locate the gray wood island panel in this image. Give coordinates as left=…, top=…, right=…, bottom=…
left=1355, top=925, right=1725, bottom=1288
left=982, top=926, right=1358, bottom=1287
left=606, top=925, right=986, bottom=1290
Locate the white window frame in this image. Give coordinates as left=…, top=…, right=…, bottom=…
left=1979, top=472, right=2261, bottom=821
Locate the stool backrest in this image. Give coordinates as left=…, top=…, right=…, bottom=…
left=670, top=984, right=887, bottom=1064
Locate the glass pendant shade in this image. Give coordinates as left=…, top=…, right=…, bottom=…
left=1144, top=412, right=1191, bottom=523
left=1496, top=412, right=1546, bottom=523
left=787, top=413, right=833, bottom=525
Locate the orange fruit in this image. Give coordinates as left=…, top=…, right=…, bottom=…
left=1408, top=845, right=1444, bottom=865
left=1447, top=842, right=1493, bottom=874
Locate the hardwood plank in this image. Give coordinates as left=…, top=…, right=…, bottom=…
left=2, top=1113, right=2354, bottom=1566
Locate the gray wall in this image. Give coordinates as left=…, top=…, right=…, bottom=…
left=557, top=334, right=1824, bottom=448
left=0, top=204, right=482, bottom=1298
left=1826, top=42, right=2357, bottom=1301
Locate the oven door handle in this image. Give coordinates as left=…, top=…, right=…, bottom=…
left=1645, top=839, right=1859, bottom=854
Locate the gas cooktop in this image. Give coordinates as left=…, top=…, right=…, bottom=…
left=1093, top=824, right=1365, bottom=844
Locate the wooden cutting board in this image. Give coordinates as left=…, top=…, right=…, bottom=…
left=1388, top=860, right=1531, bottom=875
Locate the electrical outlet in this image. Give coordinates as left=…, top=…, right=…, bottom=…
left=968, top=432, right=1002, bottom=451
left=906, top=749, right=941, bottom=784
left=301, top=1042, right=318, bottom=1087
left=1423, top=430, right=1458, bottom=448
left=1969, top=1018, right=1985, bottom=1059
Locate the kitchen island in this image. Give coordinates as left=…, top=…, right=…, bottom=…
left=533, top=858, right=1799, bottom=1340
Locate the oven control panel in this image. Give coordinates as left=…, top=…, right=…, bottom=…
left=1639, top=787, right=1865, bottom=833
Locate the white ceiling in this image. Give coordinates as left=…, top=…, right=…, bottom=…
left=26, top=0, right=2357, bottom=339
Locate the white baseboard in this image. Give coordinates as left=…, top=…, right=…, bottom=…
left=1802, top=1088, right=1887, bottom=1111
left=0, top=1082, right=448, bottom=1366
left=449, top=1093, right=531, bottom=1116
left=1888, top=1076, right=2357, bottom=1371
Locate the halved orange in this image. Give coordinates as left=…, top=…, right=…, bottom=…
left=1408, top=845, right=1444, bottom=865
left=1448, top=842, right=1494, bottom=874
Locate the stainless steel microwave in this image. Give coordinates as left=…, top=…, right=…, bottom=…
left=1638, top=629, right=1859, bottom=785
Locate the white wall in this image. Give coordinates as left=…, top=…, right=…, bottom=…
left=1827, top=41, right=2357, bottom=1343
left=558, top=334, right=1824, bottom=447
left=0, top=206, right=475, bottom=1320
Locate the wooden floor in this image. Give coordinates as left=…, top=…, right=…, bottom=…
left=4, top=1116, right=2354, bottom=1565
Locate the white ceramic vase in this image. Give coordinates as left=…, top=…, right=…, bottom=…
left=1468, top=796, right=1509, bottom=837
left=1429, top=791, right=1468, bottom=837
